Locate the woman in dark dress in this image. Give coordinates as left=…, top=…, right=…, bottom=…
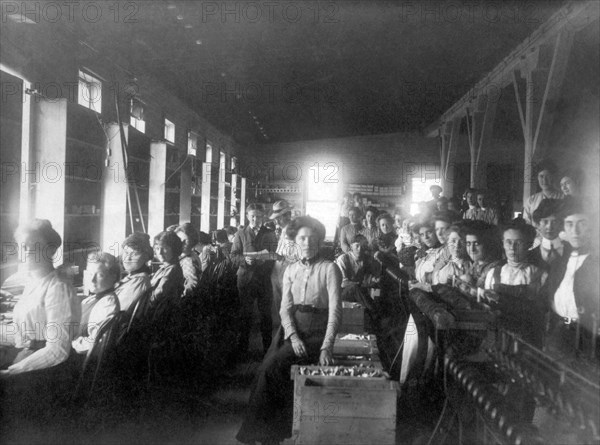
left=236, top=216, right=342, bottom=445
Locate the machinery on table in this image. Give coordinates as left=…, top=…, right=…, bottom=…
left=404, top=277, right=600, bottom=445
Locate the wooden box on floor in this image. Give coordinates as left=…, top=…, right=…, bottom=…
left=340, top=302, right=365, bottom=334
left=290, top=365, right=399, bottom=445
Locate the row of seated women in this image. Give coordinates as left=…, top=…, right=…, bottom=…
left=0, top=219, right=241, bottom=424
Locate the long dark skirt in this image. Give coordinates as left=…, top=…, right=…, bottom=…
left=236, top=310, right=328, bottom=444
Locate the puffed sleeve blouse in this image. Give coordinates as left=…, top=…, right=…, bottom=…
left=279, top=258, right=342, bottom=352
left=7, top=270, right=80, bottom=374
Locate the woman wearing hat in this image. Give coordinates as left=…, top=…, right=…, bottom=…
left=237, top=216, right=341, bottom=445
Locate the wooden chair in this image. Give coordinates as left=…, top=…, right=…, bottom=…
left=73, top=311, right=122, bottom=402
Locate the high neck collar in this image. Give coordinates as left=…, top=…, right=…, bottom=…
left=301, top=255, right=320, bottom=266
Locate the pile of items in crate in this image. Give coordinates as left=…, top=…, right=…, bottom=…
left=289, top=302, right=399, bottom=445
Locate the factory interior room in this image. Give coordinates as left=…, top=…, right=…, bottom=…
left=1, top=1, right=599, bottom=444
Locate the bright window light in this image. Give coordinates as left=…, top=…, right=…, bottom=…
left=130, top=99, right=145, bottom=133
left=206, top=143, right=213, bottom=163
left=188, top=131, right=198, bottom=156
left=78, top=70, right=102, bottom=113
left=164, top=118, right=175, bottom=143
left=410, top=177, right=441, bottom=216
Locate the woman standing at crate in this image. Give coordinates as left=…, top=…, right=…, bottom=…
left=236, top=216, right=342, bottom=445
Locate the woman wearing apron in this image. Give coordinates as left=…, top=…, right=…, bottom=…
left=236, top=216, right=342, bottom=445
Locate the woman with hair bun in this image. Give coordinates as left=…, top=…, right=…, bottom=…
left=0, top=219, right=80, bottom=375
left=237, top=215, right=342, bottom=445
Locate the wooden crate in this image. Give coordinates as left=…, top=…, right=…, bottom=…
left=340, top=302, right=365, bottom=334
left=291, top=365, right=399, bottom=445
left=333, top=334, right=378, bottom=356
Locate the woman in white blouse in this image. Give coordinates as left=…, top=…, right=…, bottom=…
left=484, top=222, right=547, bottom=293
left=0, top=219, right=80, bottom=375
left=484, top=221, right=547, bottom=346
left=432, top=224, right=470, bottom=285
left=72, top=252, right=120, bottom=354
left=237, top=216, right=342, bottom=445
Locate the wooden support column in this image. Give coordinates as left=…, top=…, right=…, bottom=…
left=29, top=97, right=67, bottom=265
left=467, top=94, right=497, bottom=189
left=101, top=123, right=128, bottom=252
left=240, top=177, right=247, bottom=225
left=231, top=173, right=239, bottom=226
left=179, top=156, right=192, bottom=223
left=442, top=116, right=461, bottom=198
left=200, top=161, right=212, bottom=232
left=217, top=154, right=226, bottom=229
left=149, top=141, right=167, bottom=237
left=513, top=30, right=573, bottom=204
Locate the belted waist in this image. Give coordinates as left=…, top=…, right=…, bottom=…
left=23, top=339, right=46, bottom=350
left=294, top=304, right=328, bottom=314
left=549, top=311, right=579, bottom=327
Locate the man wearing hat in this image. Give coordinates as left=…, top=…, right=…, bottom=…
left=269, top=200, right=298, bottom=325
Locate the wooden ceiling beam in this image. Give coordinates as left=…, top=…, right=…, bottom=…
left=425, top=0, right=598, bottom=138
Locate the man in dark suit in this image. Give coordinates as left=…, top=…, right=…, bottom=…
left=547, top=200, right=599, bottom=360
left=529, top=199, right=567, bottom=271
left=231, top=203, right=279, bottom=356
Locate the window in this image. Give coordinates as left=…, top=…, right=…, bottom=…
left=206, top=143, right=213, bottom=163
left=187, top=131, right=198, bottom=156
left=129, top=99, right=145, bottom=133
left=410, top=177, right=441, bottom=215
left=77, top=69, right=102, bottom=113
left=164, top=118, right=175, bottom=143
left=231, top=157, right=237, bottom=172
left=305, top=162, right=341, bottom=241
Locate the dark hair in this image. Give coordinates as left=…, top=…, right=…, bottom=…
left=247, top=203, right=264, bottom=213
left=153, top=231, right=183, bottom=260
left=414, top=221, right=435, bottom=233
left=86, top=251, right=121, bottom=282
left=559, top=198, right=585, bottom=219
left=432, top=211, right=453, bottom=225
left=350, top=234, right=368, bottom=245
left=348, top=206, right=363, bottom=216
left=14, top=219, right=62, bottom=255
left=225, top=226, right=238, bottom=236
left=286, top=216, right=326, bottom=242
left=365, top=206, right=378, bottom=215
left=376, top=213, right=394, bottom=225
left=502, top=220, right=537, bottom=247
left=462, top=220, right=502, bottom=261
left=560, top=169, right=583, bottom=187
left=213, top=229, right=229, bottom=244
left=535, top=159, right=558, bottom=176
left=122, top=232, right=154, bottom=259
left=532, top=199, right=562, bottom=223
left=175, top=222, right=200, bottom=247
left=198, top=231, right=212, bottom=245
